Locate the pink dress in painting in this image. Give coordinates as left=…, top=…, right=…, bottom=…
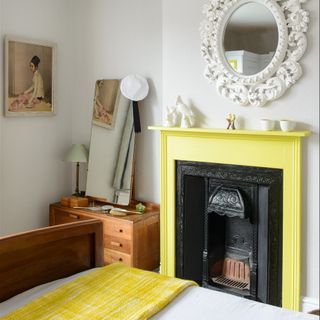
left=10, top=69, right=44, bottom=111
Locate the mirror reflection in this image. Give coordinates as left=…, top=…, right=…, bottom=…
left=92, top=80, right=119, bottom=129
left=86, top=80, right=135, bottom=205
left=224, top=2, right=278, bottom=76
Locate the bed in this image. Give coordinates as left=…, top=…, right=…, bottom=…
left=0, top=220, right=317, bottom=319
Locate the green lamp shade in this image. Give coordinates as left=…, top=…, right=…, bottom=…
left=64, top=144, right=88, bottom=163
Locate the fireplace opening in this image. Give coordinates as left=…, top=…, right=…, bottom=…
left=203, top=183, right=257, bottom=298
left=176, top=161, right=283, bottom=306
left=211, top=256, right=250, bottom=291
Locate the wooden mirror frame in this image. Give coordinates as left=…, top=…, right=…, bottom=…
left=200, top=0, right=310, bottom=107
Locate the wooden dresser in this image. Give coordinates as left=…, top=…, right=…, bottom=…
left=49, top=203, right=160, bottom=271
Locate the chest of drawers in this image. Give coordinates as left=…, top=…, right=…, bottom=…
left=49, top=203, right=160, bottom=271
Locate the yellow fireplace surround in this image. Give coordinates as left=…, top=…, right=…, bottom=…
left=150, top=126, right=310, bottom=311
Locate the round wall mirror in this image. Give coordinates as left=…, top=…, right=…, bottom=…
left=223, top=2, right=278, bottom=76
left=200, top=0, right=309, bottom=107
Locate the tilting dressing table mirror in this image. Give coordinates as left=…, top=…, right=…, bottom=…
left=86, top=79, right=135, bottom=205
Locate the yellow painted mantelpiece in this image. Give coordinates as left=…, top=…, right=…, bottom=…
left=149, top=126, right=310, bottom=311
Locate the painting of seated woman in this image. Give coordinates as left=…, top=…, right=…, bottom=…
left=5, top=36, right=56, bottom=116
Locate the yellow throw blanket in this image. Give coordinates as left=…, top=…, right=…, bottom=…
left=3, top=263, right=197, bottom=320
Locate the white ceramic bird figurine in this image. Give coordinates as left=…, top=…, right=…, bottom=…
left=175, top=96, right=196, bottom=128
left=163, top=96, right=196, bottom=128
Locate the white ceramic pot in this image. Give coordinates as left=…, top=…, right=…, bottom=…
left=280, top=120, right=296, bottom=132
left=260, top=119, right=275, bottom=131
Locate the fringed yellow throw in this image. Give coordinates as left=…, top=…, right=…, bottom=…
left=3, top=263, right=197, bottom=320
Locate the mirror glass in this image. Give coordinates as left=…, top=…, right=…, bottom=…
left=86, top=79, right=135, bottom=205
left=224, top=2, right=278, bottom=76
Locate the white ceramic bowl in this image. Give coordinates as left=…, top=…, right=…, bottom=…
left=260, top=119, right=275, bottom=131
left=280, top=120, right=296, bottom=132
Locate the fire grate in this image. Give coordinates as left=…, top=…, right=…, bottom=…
left=212, top=275, right=249, bottom=290
left=211, top=258, right=250, bottom=291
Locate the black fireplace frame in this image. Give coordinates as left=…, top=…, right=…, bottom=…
left=176, top=161, right=283, bottom=306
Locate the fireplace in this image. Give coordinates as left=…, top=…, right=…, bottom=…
left=176, top=161, right=282, bottom=306
left=150, top=126, right=309, bottom=310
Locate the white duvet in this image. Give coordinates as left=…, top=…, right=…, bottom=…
left=0, top=269, right=317, bottom=319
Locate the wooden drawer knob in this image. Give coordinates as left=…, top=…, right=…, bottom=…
left=69, top=214, right=79, bottom=219
left=111, top=241, right=123, bottom=248
left=110, top=255, right=123, bottom=262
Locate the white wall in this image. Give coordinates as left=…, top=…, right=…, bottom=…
left=0, top=0, right=162, bottom=232
left=163, top=0, right=319, bottom=310
left=0, top=0, right=74, bottom=234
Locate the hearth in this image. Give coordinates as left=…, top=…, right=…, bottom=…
left=176, top=161, right=283, bottom=306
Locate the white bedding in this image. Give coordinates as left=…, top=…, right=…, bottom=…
left=0, top=269, right=317, bottom=319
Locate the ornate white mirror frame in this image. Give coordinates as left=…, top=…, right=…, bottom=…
left=200, top=0, right=310, bottom=107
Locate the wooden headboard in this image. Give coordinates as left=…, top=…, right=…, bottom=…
left=0, top=219, right=103, bottom=302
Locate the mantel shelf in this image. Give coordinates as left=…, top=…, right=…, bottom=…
left=148, top=126, right=311, bottom=138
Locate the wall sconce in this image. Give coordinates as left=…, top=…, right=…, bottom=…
left=64, top=144, right=88, bottom=196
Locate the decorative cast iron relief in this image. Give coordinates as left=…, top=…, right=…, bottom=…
left=178, top=162, right=282, bottom=185
left=207, top=187, right=246, bottom=218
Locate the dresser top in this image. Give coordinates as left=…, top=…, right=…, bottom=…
left=50, top=203, right=159, bottom=223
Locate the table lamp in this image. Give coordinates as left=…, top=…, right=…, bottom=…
left=64, top=144, right=89, bottom=196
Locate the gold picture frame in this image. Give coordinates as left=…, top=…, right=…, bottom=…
left=4, top=35, right=56, bottom=117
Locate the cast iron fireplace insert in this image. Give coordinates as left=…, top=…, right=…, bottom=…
left=176, top=161, right=283, bottom=306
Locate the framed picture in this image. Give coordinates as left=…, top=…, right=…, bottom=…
left=92, top=79, right=120, bottom=129
left=4, top=36, right=56, bottom=117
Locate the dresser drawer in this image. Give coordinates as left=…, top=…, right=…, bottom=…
left=51, top=210, right=89, bottom=225
left=104, top=235, right=132, bottom=254
left=104, top=249, right=132, bottom=266
left=104, top=220, right=132, bottom=240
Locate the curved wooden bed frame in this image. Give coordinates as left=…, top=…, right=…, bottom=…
left=0, top=220, right=103, bottom=302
